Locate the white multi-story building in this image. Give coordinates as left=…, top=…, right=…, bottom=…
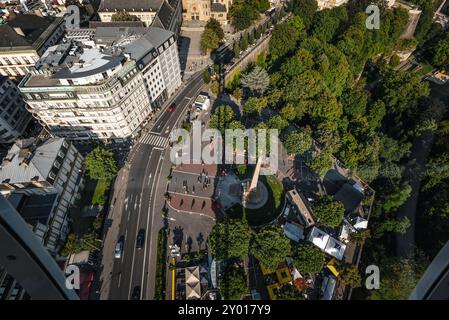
left=0, top=14, right=65, bottom=79
left=19, top=27, right=182, bottom=141
left=0, top=137, right=84, bottom=254
left=0, top=76, right=32, bottom=144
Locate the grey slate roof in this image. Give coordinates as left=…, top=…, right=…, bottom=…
left=156, top=0, right=175, bottom=29
left=89, top=21, right=146, bottom=28
left=0, top=25, right=31, bottom=49
left=94, top=26, right=148, bottom=45
left=124, top=27, right=174, bottom=61
left=0, top=138, right=65, bottom=184
left=98, top=0, right=164, bottom=11
left=0, top=14, right=62, bottom=51
left=211, top=3, right=227, bottom=12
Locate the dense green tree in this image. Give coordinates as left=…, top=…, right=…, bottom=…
left=201, top=28, right=220, bottom=51
left=267, top=115, right=289, bottom=132
left=220, top=264, right=248, bottom=300
left=315, top=121, right=341, bottom=153
left=367, top=100, right=386, bottom=129
left=312, top=195, right=345, bottom=227
left=348, top=229, right=371, bottom=245
left=409, top=0, right=440, bottom=44
left=377, top=70, right=430, bottom=114
left=382, top=182, right=412, bottom=212
left=209, top=105, right=235, bottom=134
left=368, top=258, right=425, bottom=300
left=203, top=68, right=211, bottom=84
left=431, top=31, right=449, bottom=68
left=291, top=242, right=325, bottom=275
left=233, top=41, right=240, bottom=59
left=269, top=22, right=301, bottom=60
left=375, top=216, right=411, bottom=237
left=310, top=6, right=348, bottom=43
left=111, top=11, right=139, bottom=21
left=423, top=153, right=449, bottom=190
left=279, top=104, right=297, bottom=121
left=241, top=66, right=270, bottom=95
left=283, top=129, right=313, bottom=155
left=242, top=97, right=266, bottom=118
left=288, top=0, right=318, bottom=29
left=341, top=87, right=368, bottom=118
left=209, top=219, right=252, bottom=260
left=205, top=18, right=225, bottom=41
left=379, top=134, right=411, bottom=163
left=307, top=151, right=333, bottom=177
left=251, top=226, right=291, bottom=270
left=241, top=32, right=249, bottom=51
left=274, top=285, right=304, bottom=300
left=230, top=0, right=262, bottom=30
left=248, top=29, right=255, bottom=45
left=340, top=265, right=362, bottom=288
left=85, top=147, right=118, bottom=181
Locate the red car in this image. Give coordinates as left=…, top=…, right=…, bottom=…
left=168, top=103, right=175, bottom=113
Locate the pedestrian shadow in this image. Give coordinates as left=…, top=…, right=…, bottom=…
left=172, top=225, right=184, bottom=248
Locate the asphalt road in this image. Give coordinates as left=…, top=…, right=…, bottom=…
left=103, top=72, right=205, bottom=300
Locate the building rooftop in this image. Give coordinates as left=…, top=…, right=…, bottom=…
left=88, top=21, right=146, bottom=28
left=22, top=27, right=174, bottom=88
left=0, top=138, right=65, bottom=185
left=124, top=27, right=174, bottom=60
left=98, top=0, right=164, bottom=11
left=211, top=3, right=227, bottom=12
left=0, top=25, right=31, bottom=49
left=155, top=0, right=177, bottom=29
left=53, top=49, right=124, bottom=80
left=287, top=189, right=315, bottom=228
left=0, top=14, right=61, bottom=51
left=6, top=192, right=58, bottom=226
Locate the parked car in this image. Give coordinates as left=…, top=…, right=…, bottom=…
left=168, top=103, right=176, bottom=113
left=115, top=236, right=124, bottom=259
left=136, top=229, right=145, bottom=249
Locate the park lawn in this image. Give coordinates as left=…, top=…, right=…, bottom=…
left=91, top=179, right=111, bottom=206
left=70, top=178, right=111, bottom=237
left=415, top=62, right=434, bottom=78
left=227, top=172, right=284, bottom=227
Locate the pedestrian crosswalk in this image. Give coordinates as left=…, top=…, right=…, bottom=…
left=140, top=133, right=169, bottom=148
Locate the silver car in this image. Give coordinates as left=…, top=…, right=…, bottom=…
left=115, top=236, right=124, bottom=259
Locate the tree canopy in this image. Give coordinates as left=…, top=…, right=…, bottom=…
left=111, top=11, right=139, bottom=22
left=251, top=226, right=291, bottom=270
left=220, top=264, right=248, bottom=299
left=283, top=129, right=313, bottom=155
left=241, top=66, right=270, bottom=96
left=201, top=28, right=220, bottom=51
left=209, top=105, right=236, bottom=134
left=312, top=195, right=345, bottom=228
left=209, top=219, right=252, bottom=260
left=84, top=147, right=118, bottom=181
left=292, top=242, right=325, bottom=275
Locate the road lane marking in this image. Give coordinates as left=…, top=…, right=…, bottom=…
left=128, top=148, right=154, bottom=300
left=142, top=150, right=163, bottom=299
left=140, top=133, right=169, bottom=148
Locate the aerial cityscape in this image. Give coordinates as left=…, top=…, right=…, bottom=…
left=1, top=0, right=449, bottom=304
